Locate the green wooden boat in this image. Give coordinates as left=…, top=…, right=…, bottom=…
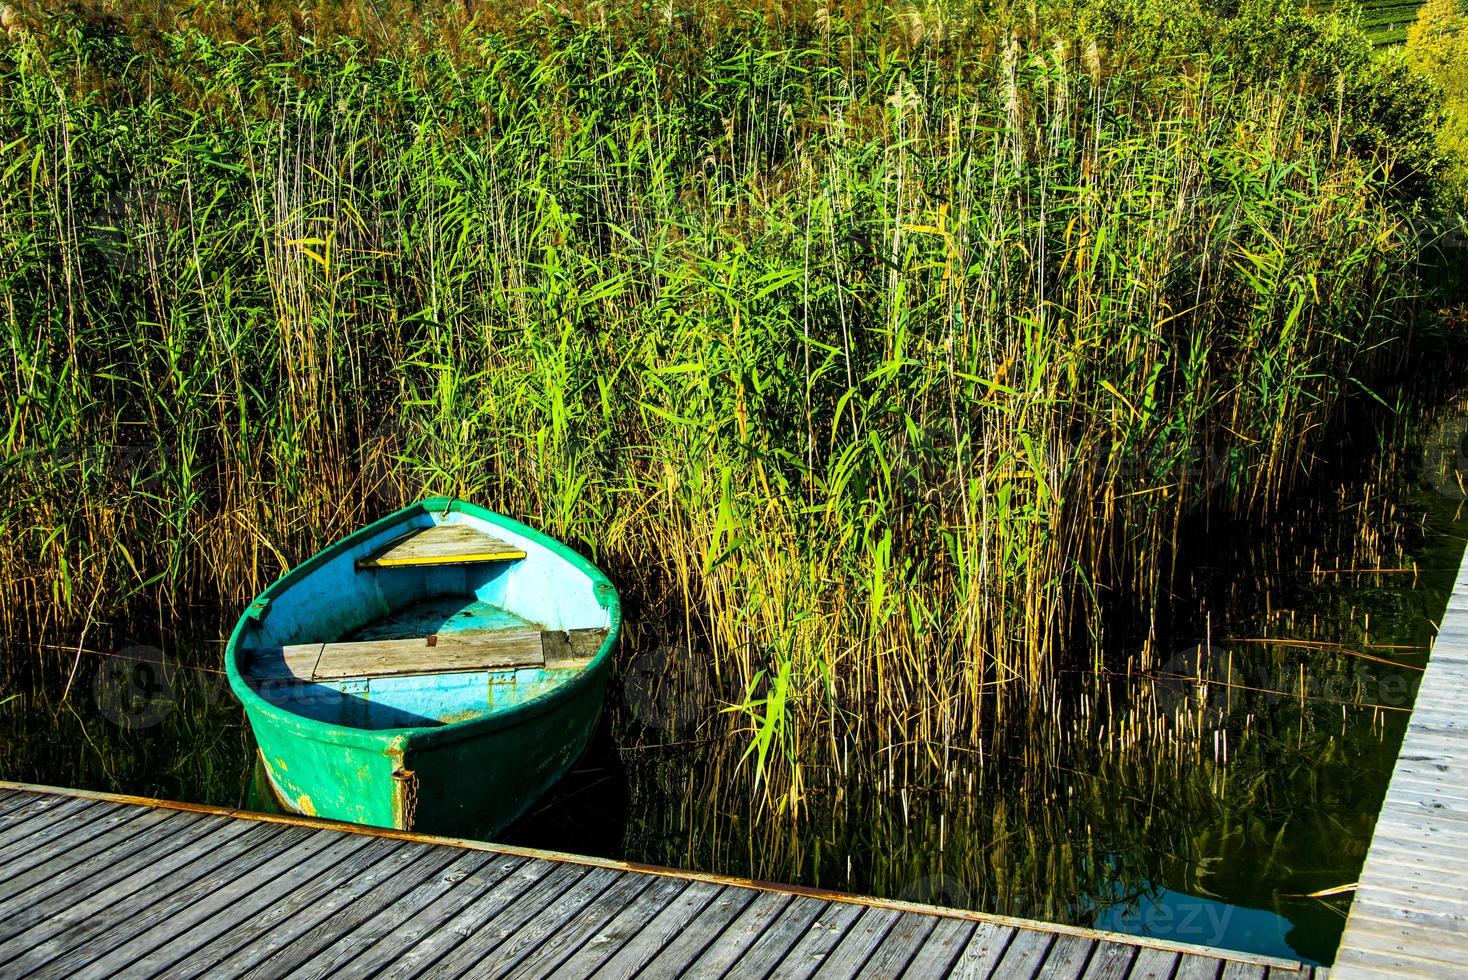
left=224, top=497, right=620, bottom=838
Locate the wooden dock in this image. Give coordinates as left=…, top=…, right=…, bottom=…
left=1336, top=550, right=1468, bottom=977
left=0, top=782, right=1313, bottom=979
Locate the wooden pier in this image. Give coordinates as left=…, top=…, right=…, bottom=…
left=1336, top=550, right=1468, bottom=977
left=0, top=781, right=1312, bottom=979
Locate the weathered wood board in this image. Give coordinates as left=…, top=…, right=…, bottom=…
left=357, top=523, right=526, bottom=568
left=1336, top=545, right=1468, bottom=978
left=0, top=782, right=1315, bottom=980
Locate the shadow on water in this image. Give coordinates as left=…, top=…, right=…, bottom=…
left=7, top=384, right=1468, bottom=965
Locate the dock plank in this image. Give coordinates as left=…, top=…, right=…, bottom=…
left=476, top=866, right=635, bottom=977
left=41, top=824, right=322, bottom=978
left=0, top=797, right=152, bottom=885
left=7, top=819, right=284, bottom=973
left=177, top=840, right=496, bottom=977
left=985, top=927, right=1055, bottom=979
left=854, top=910, right=938, bottom=978
left=1081, top=942, right=1138, bottom=979
left=0, top=785, right=1316, bottom=980
left=721, top=893, right=830, bottom=979
left=1041, top=933, right=1101, bottom=980
left=1126, top=947, right=1180, bottom=979
left=315, top=852, right=525, bottom=979
left=639, top=886, right=768, bottom=978
left=576, top=879, right=725, bottom=980
left=768, top=899, right=866, bottom=979
left=897, top=917, right=979, bottom=978
left=950, top=920, right=1018, bottom=978
left=1337, top=544, right=1468, bottom=977
left=390, top=863, right=596, bottom=978
left=230, top=842, right=476, bottom=978
left=0, top=796, right=103, bottom=856
left=86, top=829, right=377, bottom=980
left=809, top=907, right=902, bottom=979
left=0, top=811, right=229, bottom=947
left=498, top=870, right=668, bottom=979
left=238, top=842, right=464, bottom=979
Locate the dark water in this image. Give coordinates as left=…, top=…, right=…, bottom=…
left=6, top=394, right=1468, bottom=966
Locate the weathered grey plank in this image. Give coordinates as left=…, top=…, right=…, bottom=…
left=0, top=810, right=227, bottom=945
left=720, top=893, right=830, bottom=980
left=284, top=848, right=499, bottom=979
left=0, top=798, right=153, bottom=885
left=638, top=885, right=769, bottom=978
left=1041, top=933, right=1102, bottom=980
left=0, top=789, right=36, bottom=818
left=85, top=827, right=380, bottom=979
left=6, top=819, right=286, bottom=973
left=574, top=880, right=725, bottom=980
left=984, top=926, right=1053, bottom=979
left=1218, top=961, right=1268, bottom=980
left=37, top=823, right=322, bottom=977
left=498, top=870, right=667, bottom=979
left=219, top=840, right=463, bottom=978
left=896, top=917, right=977, bottom=978
left=808, top=906, right=902, bottom=979
left=0, top=796, right=105, bottom=857
left=1173, top=953, right=1224, bottom=979
left=766, top=900, right=866, bottom=979
left=949, top=921, right=1018, bottom=979
left=174, top=838, right=490, bottom=977
left=235, top=842, right=464, bottom=979
left=469, top=866, right=631, bottom=977
left=382, top=862, right=594, bottom=979
left=1080, top=941, right=1137, bottom=980
left=309, top=852, right=525, bottom=979
left=854, top=911, right=938, bottom=978
left=1127, top=947, right=1180, bottom=979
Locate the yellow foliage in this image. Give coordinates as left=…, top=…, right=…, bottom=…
left=1407, top=0, right=1468, bottom=177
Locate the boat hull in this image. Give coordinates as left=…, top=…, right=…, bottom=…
left=226, top=497, right=620, bottom=839
left=250, top=658, right=611, bottom=838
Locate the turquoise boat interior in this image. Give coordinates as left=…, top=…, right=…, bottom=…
left=236, top=504, right=613, bottom=731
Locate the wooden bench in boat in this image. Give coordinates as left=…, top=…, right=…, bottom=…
left=247, top=628, right=606, bottom=683
left=356, top=523, right=526, bottom=569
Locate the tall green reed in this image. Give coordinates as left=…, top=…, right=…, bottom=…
left=0, top=2, right=1445, bottom=809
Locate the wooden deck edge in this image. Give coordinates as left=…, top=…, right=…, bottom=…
left=0, top=779, right=1310, bottom=972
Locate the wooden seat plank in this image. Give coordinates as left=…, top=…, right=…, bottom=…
left=310, top=632, right=545, bottom=680
left=248, top=628, right=606, bottom=682
left=357, top=524, right=526, bottom=569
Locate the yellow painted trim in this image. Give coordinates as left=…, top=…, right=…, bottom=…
left=0, top=780, right=1312, bottom=973
left=357, top=549, right=527, bottom=568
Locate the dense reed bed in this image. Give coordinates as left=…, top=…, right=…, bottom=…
left=0, top=0, right=1460, bottom=806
